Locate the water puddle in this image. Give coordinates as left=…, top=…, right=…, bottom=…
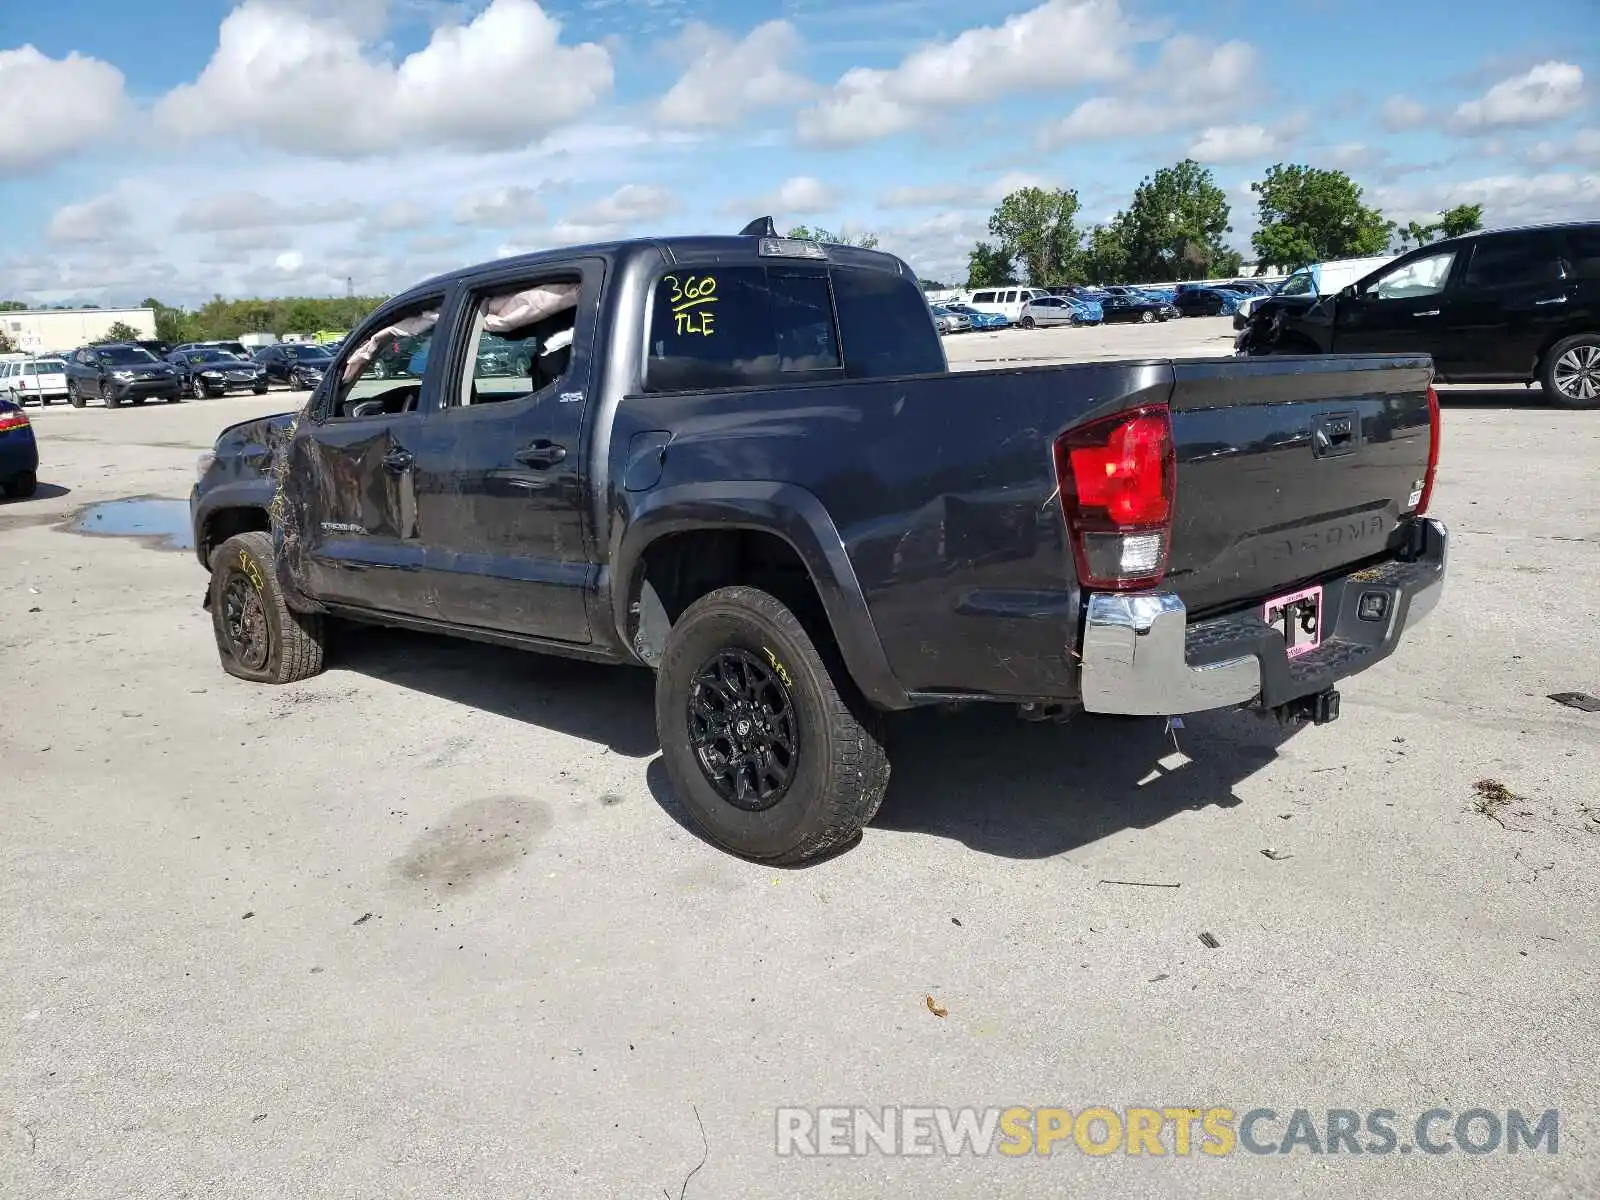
left=67, top=496, right=194, bottom=551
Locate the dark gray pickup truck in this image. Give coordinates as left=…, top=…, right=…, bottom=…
left=191, top=222, right=1447, bottom=863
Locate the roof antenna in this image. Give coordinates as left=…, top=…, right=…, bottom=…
left=739, top=216, right=777, bottom=237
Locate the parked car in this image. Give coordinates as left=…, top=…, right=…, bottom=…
left=1101, top=294, right=1174, bottom=323
left=168, top=347, right=270, bottom=398
left=1236, top=222, right=1600, bottom=407
left=133, top=339, right=173, bottom=359
left=1018, top=295, right=1085, bottom=328
left=172, top=340, right=254, bottom=361
left=961, top=286, right=1048, bottom=324
left=929, top=305, right=972, bottom=335
left=0, top=355, right=70, bottom=406
left=1233, top=256, right=1396, bottom=328
left=1173, top=285, right=1243, bottom=317
left=254, top=342, right=337, bottom=389
left=0, top=397, right=38, bottom=498
left=941, top=302, right=1008, bottom=330
left=190, top=223, right=1445, bottom=865
left=64, top=343, right=181, bottom=408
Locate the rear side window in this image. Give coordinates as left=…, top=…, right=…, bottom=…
left=645, top=267, right=841, bottom=393
left=832, top=267, right=945, bottom=379
left=971, top=291, right=995, bottom=303
left=1562, top=228, right=1600, bottom=279
left=1461, top=235, right=1566, bottom=289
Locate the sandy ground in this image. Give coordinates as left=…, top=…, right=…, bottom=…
left=2, top=319, right=1598, bottom=1198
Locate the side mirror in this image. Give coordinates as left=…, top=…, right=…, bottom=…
left=1339, top=284, right=1359, bottom=299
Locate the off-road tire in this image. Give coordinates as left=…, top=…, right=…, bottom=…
left=655, top=585, right=889, bottom=864
left=1540, top=334, right=1600, bottom=409
left=210, top=531, right=326, bottom=684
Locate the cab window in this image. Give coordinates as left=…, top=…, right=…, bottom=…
left=330, top=299, right=442, bottom=418
left=451, top=278, right=581, bottom=408
left=644, top=266, right=840, bottom=393
left=971, top=291, right=996, bottom=303
left=1366, top=250, right=1456, bottom=300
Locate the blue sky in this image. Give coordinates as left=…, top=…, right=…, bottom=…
left=1, top=0, right=1596, bottom=305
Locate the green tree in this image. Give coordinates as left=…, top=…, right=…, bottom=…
left=0, top=300, right=27, bottom=312
left=785, top=225, right=880, bottom=249
left=1250, top=164, right=1392, bottom=270
left=0, top=329, right=16, bottom=354
left=965, top=241, right=1018, bottom=288
left=917, top=278, right=951, bottom=291
left=988, top=187, right=1081, bottom=285
left=103, top=320, right=142, bottom=341
left=1078, top=222, right=1129, bottom=285
left=142, top=297, right=191, bottom=344
left=1116, top=159, right=1236, bottom=281
left=1438, top=203, right=1484, bottom=239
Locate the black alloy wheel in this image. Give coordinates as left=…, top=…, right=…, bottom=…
left=687, top=647, right=799, bottom=811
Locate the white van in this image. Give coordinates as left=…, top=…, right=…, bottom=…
left=0, top=355, right=70, bottom=406
left=1234, top=255, right=1396, bottom=326
left=962, top=286, right=1047, bottom=325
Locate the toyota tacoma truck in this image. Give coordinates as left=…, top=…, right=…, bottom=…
left=190, top=220, right=1447, bottom=864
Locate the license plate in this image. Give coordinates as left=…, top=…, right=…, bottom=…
left=1263, top=585, right=1323, bottom=658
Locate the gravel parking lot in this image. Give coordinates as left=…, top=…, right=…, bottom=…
left=3, top=317, right=1597, bottom=1198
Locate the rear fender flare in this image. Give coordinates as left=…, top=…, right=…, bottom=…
left=614, top=481, right=911, bottom=710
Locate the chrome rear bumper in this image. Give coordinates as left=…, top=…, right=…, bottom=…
left=1079, top=518, right=1448, bottom=716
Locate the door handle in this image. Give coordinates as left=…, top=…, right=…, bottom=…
left=382, top=447, right=414, bottom=473
left=515, top=440, right=567, bottom=468
left=1534, top=295, right=1568, bottom=306
left=1412, top=309, right=1441, bottom=317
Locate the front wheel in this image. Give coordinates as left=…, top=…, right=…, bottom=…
left=655, top=585, right=889, bottom=864
left=1141, top=310, right=1156, bottom=323
left=105, top=392, right=121, bottom=409
left=68, top=383, right=85, bottom=409
left=209, top=531, right=327, bottom=684
left=191, top=377, right=208, bottom=400
left=1541, top=335, right=1600, bottom=409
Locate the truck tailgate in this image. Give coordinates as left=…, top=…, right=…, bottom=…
left=1164, top=354, right=1434, bottom=616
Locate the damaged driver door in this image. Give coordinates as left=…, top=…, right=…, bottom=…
left=280, top=293, right=452, bottom=619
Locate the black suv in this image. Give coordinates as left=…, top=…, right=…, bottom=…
left=1237, top=221, right=1600, bottom=407
left=63, top=343, right=181, bottom=408
left=253, top=342, right=336, bottom=389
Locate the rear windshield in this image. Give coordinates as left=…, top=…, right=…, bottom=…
left=36, top=359, right=66, bottom=372
left=644, top=265, right=943, bottom=392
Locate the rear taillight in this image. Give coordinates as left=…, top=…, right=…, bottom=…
left=1416, top=384, right=1441, bottom=515
left=1054, top=405, right=1175, bottom=591
left=0, top=410, right=29, bottom=433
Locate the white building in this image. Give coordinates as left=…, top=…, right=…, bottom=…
left=0, top=307, right=158, bottom=354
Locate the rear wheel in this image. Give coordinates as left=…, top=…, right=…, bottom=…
left=1541, top=335, right=1600, bottom=409
left=2, top=471, right=37, bottom=500
left=655, top=586, right=889, bottom=864
left=209, top=531, right=326, bottom=684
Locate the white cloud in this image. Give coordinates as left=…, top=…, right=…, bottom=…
left=1380, top=95, right=1430, bottom=132
left=0, top=45, right=127, bottom=170
left=798, top=0, right=1141, bottom=146
left=1039, top=35, right=1257, bottom=147
left=155, top=0, right=614, bottom=157
left=373, top=199, right=435, bottom=230
left=453, top=186, right=549, bottom=227
left=47, top=194, right=134, bottom=245
left=548, top=183, right=681, bottom=241
left=655, top=20, right=812, bottom=128
left=740, top=175, right=840, bottom=215
left=1526, top=127, right=1600, bottom=167
left=178, top=191, right=363, bottom=230
left=1373, top=171, right=1600, bottom=228
left=878, top=211, right=991, bottom=284
left=1452, top=61, right=1584, bottom=131
left=876, top=171, right=1049, bottom=209
left=1188, top=123, right=1282, bottom=164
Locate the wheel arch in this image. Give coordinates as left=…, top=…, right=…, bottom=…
left=614, top=482, right=911, bottom=710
